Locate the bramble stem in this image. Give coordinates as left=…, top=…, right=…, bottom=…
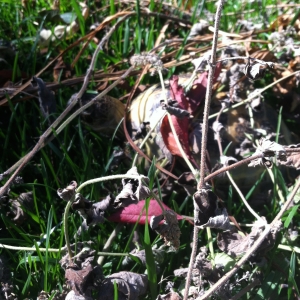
left=184, top=1, right=226, bottom=299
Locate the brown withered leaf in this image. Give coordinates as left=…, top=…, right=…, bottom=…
left=244, top=62, right=266, bottom=81
left=57, top=181, right=77, bottom=201
left=72, top=194, right=112, bottom=226
left=193, top=187, right=217, bottom=226
left=217, top=220, right=282, bottom=257
left=278, top=144, right=300, bottom=169
left=150, top=210, right=181, bottom=249
left=7, top=192, right=33, bottom=225
left=201, top=208, right=233, bottom=231
left=248, top=138, right=286, bottom=168
left=212, top=120, right=225, bottom=140
left=114, top=167, right=150, bottom=208
left=161, top=100, right=190, bottom=118
left=65, top=263, right=93, bottom=296
left=217, top=231, right=247, bottom=257
left=99, top=271, right=148, bottom=300
left=60, top=242, right=95, bottom=269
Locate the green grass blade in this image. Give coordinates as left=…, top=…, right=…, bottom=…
left=44, top=206, right=54, bottom=291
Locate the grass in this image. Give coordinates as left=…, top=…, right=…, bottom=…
left=0, top=0, right=300, bottom=299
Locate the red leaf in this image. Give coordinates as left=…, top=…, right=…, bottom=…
left=186, top=62, right=222, bottom=114
left=160, top=64, right=222, bottom=159
left=107, top=199, right=183, bottom=224
left=160, top=76, right=191, bottom=158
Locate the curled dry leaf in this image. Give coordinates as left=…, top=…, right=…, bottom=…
left=31, top=77, right=56, bottom=119
left=99, top=271, right=148, bottom=300
left=114, top=167, right=150, bottom=208
left=220, top=155, right=238, bottom=166
left=72, top=194, right=112, bottom=226
left=244, top=58, right=274, bottom=81
left=217, top=219, right=282, bottom=257
left=278, top=144, right=300, bottom=169
left=57, top=181, right=77, bottom=201
left=7, top=192, right=33, bottom=225
left=201, top=208, right=233, bottom=231
left=188, top=20, right=209, bottom=39
left=193, top=187, right=217, bottom=226
left=65, top=263, right=93, bottom=297
left=150, top=210, right=181, bottom=249
left=60, top=242, right=96, bottom=269
left=248, top=138, right=286, bottom=168
left=161, top=100, right=190, bottom=119
left=212, top=120, right=225, bottom=140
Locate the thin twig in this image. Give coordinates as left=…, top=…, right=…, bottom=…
left=226, top=171, right=262, bottom=221
left=184, top=1, right=225, bottom=299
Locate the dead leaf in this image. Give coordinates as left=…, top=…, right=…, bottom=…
left=278, top=144, right=300, bottom=169
left=193, top=188, right=217, bottom=226
left=217, top=220, right=282, bottom=257
left=99, top=271, right=148, bottom=300
left=65, top=263, right=93, bottom=296
left=60, top=242, right=96, bottom=269
left=150, top=210, right=181, bottom=249
left=248, top=138, right=286, bottom=168
left=161, top=100, right=190, bottom=119
left=57, top=181, right=77, bottom=201
left=201, top=208, right=233, bottom=231
left=72, top=194, right=112, bottom=226
left=188, top=20, right=209, bottom=39
left=113, top=167, right=150, bottom=208
left=7, top=192, right=33, bottom=225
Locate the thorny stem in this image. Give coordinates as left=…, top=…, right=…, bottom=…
left=0, top=14, right=134, bottom=197
left=184, top=1, right=225, bottom=299
left=198, top=174, right=300, bottom=299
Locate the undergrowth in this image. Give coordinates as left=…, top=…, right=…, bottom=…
left=0, top=0, right=300, bottom=299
